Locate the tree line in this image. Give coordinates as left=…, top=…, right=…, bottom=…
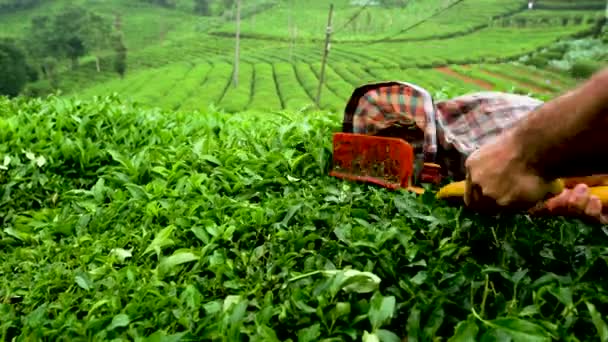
left=141, top=0, right=236, bottom=16
left=0, top=5, right=127, bottom=97
left=0, top=0, right=248, bottom=98
left=0, top=0, right=46, bottom=14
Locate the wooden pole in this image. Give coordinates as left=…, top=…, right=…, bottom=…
left=233, top=0, right=241, bottom=88
left=315, top=3, right=334, bottom=109
left=289, top=0, right=295, bottom=62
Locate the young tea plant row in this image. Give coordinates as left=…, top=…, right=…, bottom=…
left=248, top=63, right=283, bottom=111
left=129, top=62, right=196, bottom=105
left=75, top=59, right=581, bottom=114
left=161, top=63, right=214, bottom=111
left=178, top=62, right=234, bottom=112
left=392, top=0, right=525, bottom=41
left=218, top=63, right=255, bottom=113
left=211, top=0, right=458, bottom=42
left=54, top=22, right=592, bottom=99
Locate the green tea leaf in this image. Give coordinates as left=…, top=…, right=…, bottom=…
left=191, top=226, right=210, bottom=244
left=159, top=250, right=199, bottom=270
left=108, top=313, right=130, bottom=330
left=363, top=331, right=380, bottom=342
left=223, top=295, right=243, bottom=312
left=411, top=271, right=428, bottom=285
left=518, top=305, right=540, bottom=317
left=586, top=302, right=608, bottom=342
left=330, top=302, right=351, bottom=320
left=485, top=317, right=551, bottom=342
left=322, top=269, right=381, bottom=294
left=407, top=306, right=421, bottom=342
left=424, top=306, right=445, bottom=338
left=144, top=331, right=188, bottom=342
left=200, top=154, right=221, bottom=166
left=111, top=248, right=133, bottom=262
left=298, top=323, right=321, bottom=342
left=75, top=272, right=93, bottom=291
left=3, top=227, right=32, bottom=242
left=511, top=269, right=528, bottom=284
left=448, top=318, right=479, bottom=342
left=369, top=292, right=396, bottom=330
left=375, top=329, right=401, bottom=342
left=180, top=284, right=202, bottom=309
left=143, top=226, right=176, bottom=256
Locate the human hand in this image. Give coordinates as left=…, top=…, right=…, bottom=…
left=463, top=131, right=559, bottom=211
left=544, top=183, right=608, bottom=224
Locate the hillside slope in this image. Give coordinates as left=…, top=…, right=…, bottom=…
left=0, top=0, right=215, bottom=52
left=0, top=0, right=605, bottom=113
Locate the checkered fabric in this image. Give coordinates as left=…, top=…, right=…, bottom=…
left=342, top=83, right=544, bottom=180
left=343, top=81, right=438, bottom=165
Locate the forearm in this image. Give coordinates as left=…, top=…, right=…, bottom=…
left=510, top=68, right=608, bottom=179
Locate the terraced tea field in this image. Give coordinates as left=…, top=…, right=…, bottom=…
left=2, top=0, right=608, bottom=340
left=70, top=22, right=593, bottom=112
left=76, top=59, right=583, bottom=113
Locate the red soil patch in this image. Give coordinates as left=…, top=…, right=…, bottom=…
left=477, top=68, right=550, bottom=94
left=435, top=66, right=494, bottom=90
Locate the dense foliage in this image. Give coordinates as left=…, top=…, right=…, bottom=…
left=0, top=39, right=29, bottom=97
left=2, top=95, right=608, bottom=341
left=139, top=0, right=177, bottom=9
left=0, top=0, right=45, bottom=14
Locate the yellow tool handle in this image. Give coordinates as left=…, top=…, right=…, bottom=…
left=436, top=179, right=608, bottom=205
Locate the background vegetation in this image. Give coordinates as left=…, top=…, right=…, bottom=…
left=2, top=0, right=608, bottom=340
left=1, top=0, right=607, bottom=111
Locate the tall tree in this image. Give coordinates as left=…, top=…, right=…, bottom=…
left=83, top=12, right=112, bottom=72
left=27, top=15, right=61, bottom=83
left=223, top=0, right=235, bottom=18
left=194, top=0, right=211, bottom=16
left=112, top=32, right=127, bottom=78
left=0, top=39, right=28, bottom=97
left=0, top=0, right=43, bottom=14
left=223, top=0, right=235, bottom=9
left=27, top=5, right=110, bottom=76
left=139, top=0, right=175, bottom=8
left=54, top=5, right=89, bottom=69
left=27, top=6, right=89, bottom=72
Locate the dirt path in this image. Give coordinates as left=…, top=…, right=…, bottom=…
left=435, top=67, right=494, bottom=90
left=477, top=68, right=550, bottom=94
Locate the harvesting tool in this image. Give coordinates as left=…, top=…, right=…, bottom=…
left=329, top=81, right=608, bottom=207
left=329, top=129, right=608, bottom=206
left=329, top=132, right=439, bottom=194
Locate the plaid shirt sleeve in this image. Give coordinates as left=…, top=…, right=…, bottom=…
left=435, top=92, right=544, bottom=156
left=434, top=92, right=544, bottom=179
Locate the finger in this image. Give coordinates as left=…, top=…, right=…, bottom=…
left=545, top=190, right=571, bottom=213
left=567, top=184, right=590, bottom=213
left=584, top=196, right=603, bottom=220
left=591, top=197, right=608, bottom=224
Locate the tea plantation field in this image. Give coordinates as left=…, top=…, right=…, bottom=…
left=2, top=0, right=604, bottom=112
left=2, top=0, right=608, bottom=340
